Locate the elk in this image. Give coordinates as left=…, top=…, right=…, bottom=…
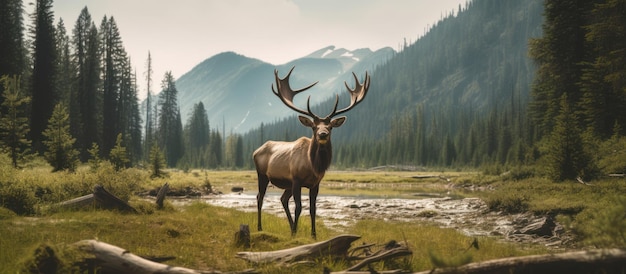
left=253, top=67, right=370, bottom=238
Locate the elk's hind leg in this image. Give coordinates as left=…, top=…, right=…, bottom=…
left=280, top=188, right=295, bottom=234
left=256, top=173, right=270, bottom=231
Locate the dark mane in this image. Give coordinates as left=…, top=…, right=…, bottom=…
left=310, top=141, right=332, bottom=175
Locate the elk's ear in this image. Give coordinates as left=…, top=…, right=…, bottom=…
left=330, top=116, right=346, bottom=128
left=298, top=115, right=315, bottom=127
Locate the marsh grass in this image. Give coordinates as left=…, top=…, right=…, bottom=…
left=347, top=219, right=544, bottom=271
left=0, top=203, right=545, bottom=273
left=479, top=177, right=626, bottom=248
left=1, top=159, right=625, bottom=272
left=0, top=202, right=337, bottom=273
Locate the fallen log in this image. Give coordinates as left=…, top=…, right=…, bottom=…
left=236, top=234, right=361, bottom=265
left=73, top=239, right=218, bottom=274
left=414, top=248, right=626, bottom=274
left=410, top=175, right=439, bottom=179
left=53, top=185, right=137, bottom=213
left=56, top=194, right=95, bottom=210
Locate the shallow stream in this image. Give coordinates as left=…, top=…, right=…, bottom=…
left=168, top=183, right=567, bottom=249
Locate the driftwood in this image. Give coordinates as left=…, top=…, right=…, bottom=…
left=237, top=235, right=412, bottom=272
left=57, top=193, right=95, bottom=210
left=73, top=240, right=219, bottom=274
left=576, top=176, right=592, bottom=186
left=55, top=185, right=137, bottom=213
left=236, top=234, right=361, bottom=265
left=414, top=248, right=626, bottom=274
left=341, top=244, right=412, bottom=272
left=410, top=174, right=440, bottom=179
left=409, top=175, right=451, bottom=182
left=156, top=182, right=170, bottom=209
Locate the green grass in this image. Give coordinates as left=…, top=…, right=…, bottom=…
left=477, top=177, right=626, bottom=248
left=347, top=219, right=543, bottom=271
left=1, top=157, right=625, bottom=272
left=0, top=202, right=546, bottom=273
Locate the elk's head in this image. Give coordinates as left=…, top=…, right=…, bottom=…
left=272, top=67, right=370, bottom=146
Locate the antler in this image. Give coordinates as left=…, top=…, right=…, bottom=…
left=272, top=67, right=370, bottom=119
left=329, top=71, right=370, bottom=118
left=272, top=67, right=319, bottom=118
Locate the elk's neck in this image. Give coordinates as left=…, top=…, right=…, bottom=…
left=309, top=139, right=332, bottom=175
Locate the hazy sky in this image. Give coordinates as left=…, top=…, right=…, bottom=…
left=49, top=0, right=466, bottom=98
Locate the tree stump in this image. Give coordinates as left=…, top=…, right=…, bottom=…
left=156, top=182, right=170, bottom=209
left=234, top=224, right=251, bottom=248
left=93, top=185, right=137, bottom=213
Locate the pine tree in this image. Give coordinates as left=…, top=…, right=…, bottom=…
left=208, top=130, right=222, bottom=168
left=100, top=16, right=127, bottom=154
left=541, top=94, right=594, bottom=181
left=0, top=75, right=31, bottom=168
left=109, top=133, right=129, bottom=170
left=73, top=7, right=101, bottom=160
left=149, top=142, right=166, bottom=178
left=29, top=0, right=58, bottom=154
left=183, top=102, right=210, bottom=167
left=87, top=142, right=101, bottom=171
left=0, top=0, right=26, bottom=103
left=42, top=103, right=79, bottom=172
left=579, top=0, right=626, bottom=137
left=54, top=18, right=75, bottom=107
left=126, top=66, right=143, bottom=164
left=157, top=71, right=184, bottom=167
left=529, top=0, right=595, bottom=138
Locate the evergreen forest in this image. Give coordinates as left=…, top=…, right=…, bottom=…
left=1, top=0, right=625, bottom=182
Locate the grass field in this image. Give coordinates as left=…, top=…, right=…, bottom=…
left=1, top=160, right=625, bottom=273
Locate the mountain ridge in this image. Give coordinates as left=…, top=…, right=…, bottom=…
left=173, top=46, right=395, bottom=133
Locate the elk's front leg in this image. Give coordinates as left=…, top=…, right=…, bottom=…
left=309, top=185, right=319, bottom=239
left=280, top=189, right=294, bottom=233
left=256, top=173, right=269, bottom=231
left=292, top=182, right=303, bottom=236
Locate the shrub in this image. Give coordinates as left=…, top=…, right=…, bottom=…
left=0, top=180, right=37, bottom=215
left=0, top=206, right=17, bottom=219
left=502, top=166, right=536, bottom=181
left=572, top=196, right=626, bottom=247
left=484, top=192, right=529, bottom=214
left=109, top=133, right=129, bottom=171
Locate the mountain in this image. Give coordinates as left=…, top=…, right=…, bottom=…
left=238, top=0, right=545, bottom=168
left=174, top=46, right=395, bottom=133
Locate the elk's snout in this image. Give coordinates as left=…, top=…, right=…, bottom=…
left=317, top=131, right=329, bottom=144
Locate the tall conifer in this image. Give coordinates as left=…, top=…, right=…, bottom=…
left=30, top=0, right=58, bottom=154
left=0, top=75, right=31, bottom=168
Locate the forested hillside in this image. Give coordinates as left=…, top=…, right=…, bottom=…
left=241, top=0, right=544, bottom=168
